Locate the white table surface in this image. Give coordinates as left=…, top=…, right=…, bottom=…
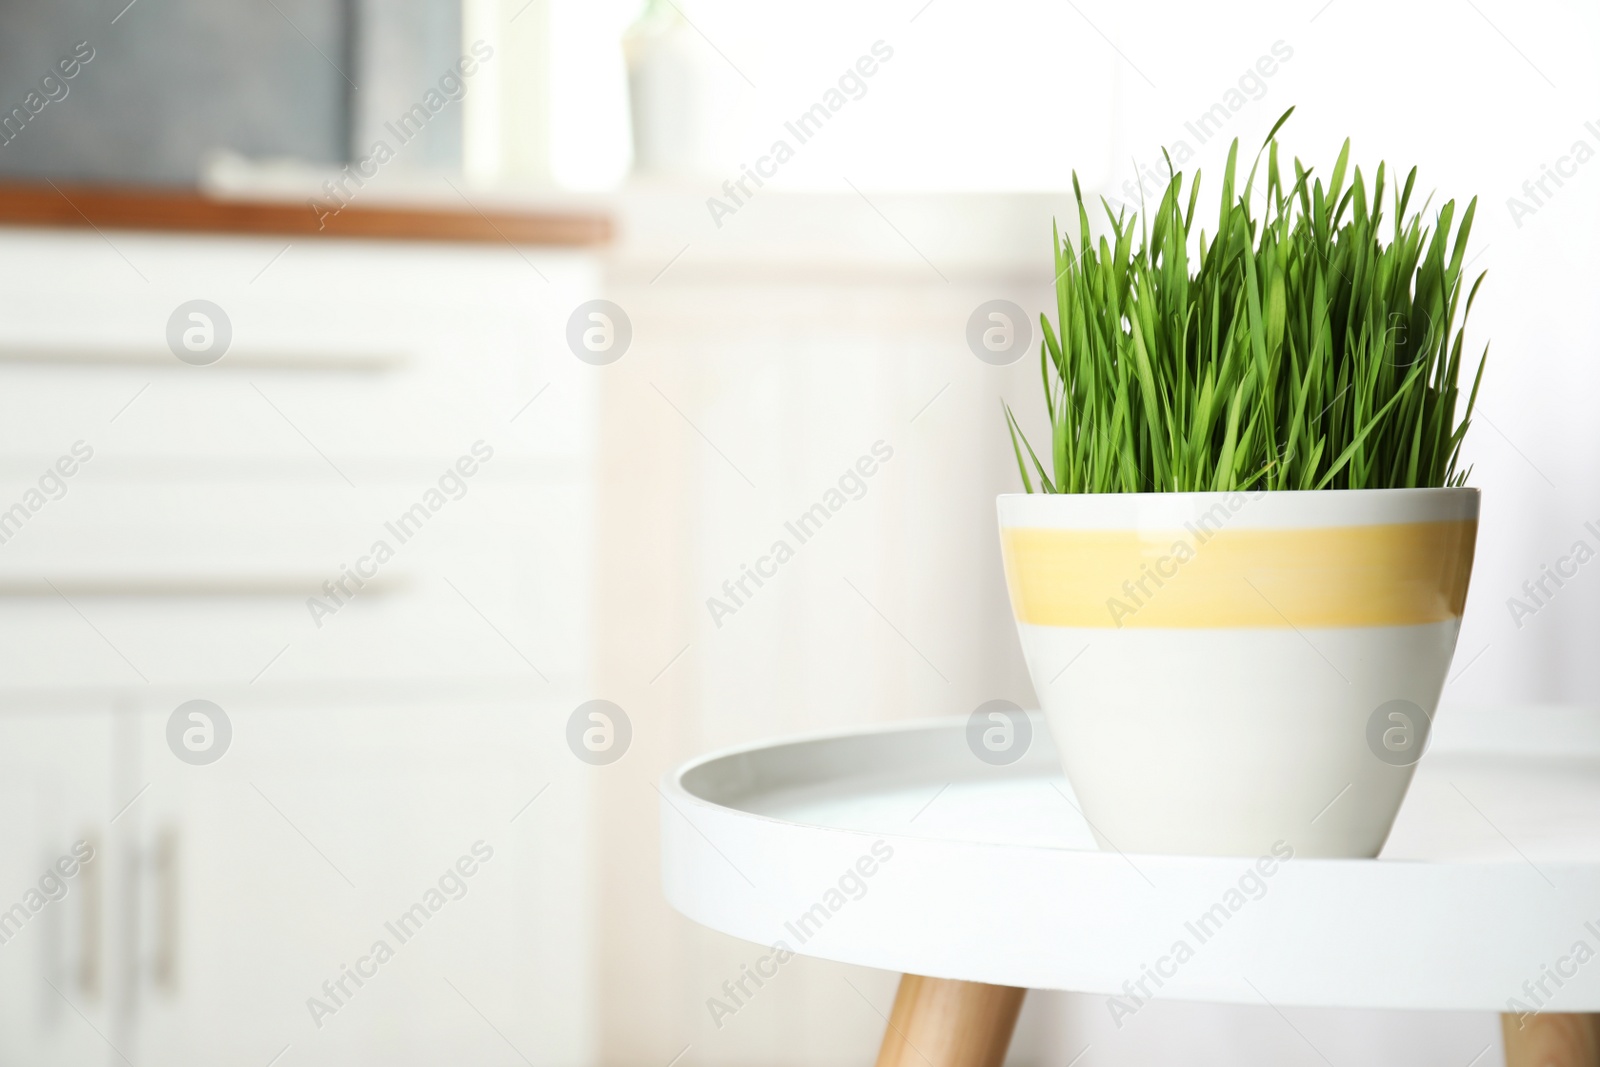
left=660, top=705, right=1600, bottom=1012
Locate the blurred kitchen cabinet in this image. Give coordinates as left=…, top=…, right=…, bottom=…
left=0, top=226, right=603, bottom=1064
left=0, top=701, right=117, bottom=1067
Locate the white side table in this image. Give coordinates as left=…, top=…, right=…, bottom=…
left=660, top=707, right=1600, bottom=1067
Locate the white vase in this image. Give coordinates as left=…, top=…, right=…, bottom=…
left=997, top=487, right=1479, bottom=858
left=624, top=0, right=714, bottom=179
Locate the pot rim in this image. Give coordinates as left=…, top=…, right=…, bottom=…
left=996, top=486, right=1479, bottom=501
left=997, top=485, right=1479, bottom=529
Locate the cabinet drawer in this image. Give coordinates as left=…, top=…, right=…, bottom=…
left=0, top=473, right=590, bottom=688
left=0, top=229, right=600, bottom=464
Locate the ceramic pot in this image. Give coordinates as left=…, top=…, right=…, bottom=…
left=997, top=488, right=1479, bottom=858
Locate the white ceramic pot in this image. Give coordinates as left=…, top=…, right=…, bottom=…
left=998, top=488, right=1479, bottom=858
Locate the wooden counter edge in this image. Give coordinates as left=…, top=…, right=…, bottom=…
left=0, top=181, right=611, bottom=246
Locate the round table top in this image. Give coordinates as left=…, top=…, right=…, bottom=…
left=659, top=704, right=1600, bottom=1012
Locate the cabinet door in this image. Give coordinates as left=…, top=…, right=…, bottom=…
left=0, top=701, right=117, bottom=1067
left=127, top=688, right=597, bottom=1067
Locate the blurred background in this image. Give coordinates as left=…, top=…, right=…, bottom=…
left=0, top=0, right=1594, bottom=1064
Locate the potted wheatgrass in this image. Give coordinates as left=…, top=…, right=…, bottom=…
left=999, top=111, right=1484, bottom=857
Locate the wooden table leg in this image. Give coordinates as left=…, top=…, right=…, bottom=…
left=1503, top=1013, right=1600, bottom=1067
left=874, top=975, right=1026, bottom=1067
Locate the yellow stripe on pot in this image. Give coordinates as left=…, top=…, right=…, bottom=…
left=1001, top=520, right=1477, bottom=629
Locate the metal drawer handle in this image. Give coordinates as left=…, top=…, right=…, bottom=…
left=148, top=826, right=178, bottom=993
left=0, top=574, right=409, bottom=598
left=0, top=346, right=406, bottom=371
left=77, top=831, right=101, bottom=999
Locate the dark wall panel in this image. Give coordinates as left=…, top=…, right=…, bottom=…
left=0, top=0, right=351, bottom=185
